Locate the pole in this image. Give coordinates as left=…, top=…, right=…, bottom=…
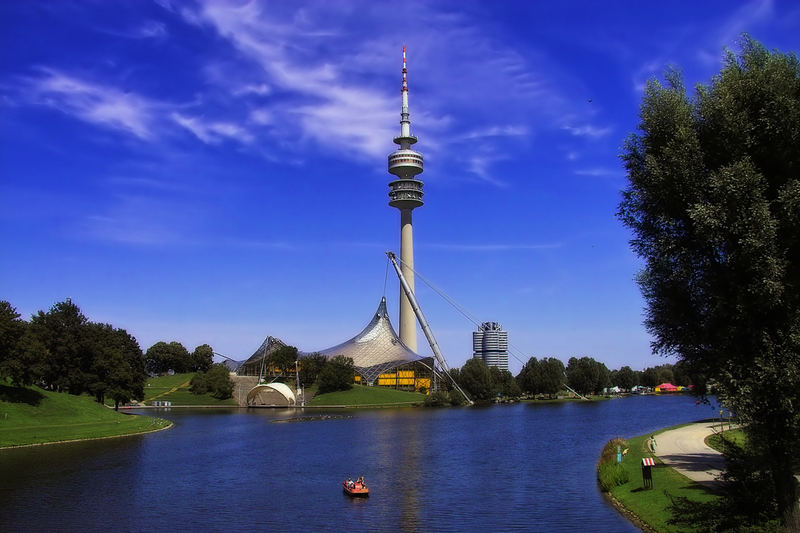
left=386, top=251, right=472, bottom=404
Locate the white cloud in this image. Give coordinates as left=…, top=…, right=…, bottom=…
left=235, top=83, right=271, bottom=96
left=561, top=124, right=612, bottom=139
left=29, top=68, right=157, bottom=139
left=137, top=20, right=167, bottom=39
left=574, top=167, right=618, bottom=177
left=171, top=112, right=254, bottom=144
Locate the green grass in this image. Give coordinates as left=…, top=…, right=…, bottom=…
left=706, top=428, right=746, bottom=453
left=142, top=373, right=236, bottom=406
left=309, top=384, right=426, bottom=406
left=604, top=430, right=720, bottom=532
left=0, top=384, right=171, bottom=448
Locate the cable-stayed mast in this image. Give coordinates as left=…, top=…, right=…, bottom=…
left=388, top=46, right=424, bottom=352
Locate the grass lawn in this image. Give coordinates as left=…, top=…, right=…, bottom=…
left=309, top=384, right=426, bottom=406
left=142, top=373, right=236, bottom=406
left=605, top=430, right=720, bottom=532
left=0, top=384, right=170, bottom=448
left=706, top=427, right=746, bottom=453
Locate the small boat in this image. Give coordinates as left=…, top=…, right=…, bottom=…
left=343, top=479, right=369, bottom=497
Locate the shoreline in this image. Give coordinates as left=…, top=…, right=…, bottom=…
left=600, top=420, right=723, bottom=532
left=0, top=420, right=174, bottom=451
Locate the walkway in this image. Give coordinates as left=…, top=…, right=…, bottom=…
left=654, top=421, right=725, bottom=490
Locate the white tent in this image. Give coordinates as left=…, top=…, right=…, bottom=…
left=246, top=382, right=296, bottom=406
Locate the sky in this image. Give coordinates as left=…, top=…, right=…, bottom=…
left=1, top=0, right=799, bottom=375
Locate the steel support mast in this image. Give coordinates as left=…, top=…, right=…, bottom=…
left=387, top=251, right=472, bottom=404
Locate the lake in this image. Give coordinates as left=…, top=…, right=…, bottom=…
left=0, top=394, right=720, bottom=532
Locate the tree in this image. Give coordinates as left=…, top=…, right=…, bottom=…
left=86, top=323, right=145, bottom=409
left=28, top=299, right=92, bottom=394
left=458, top=357, right=493, bottom=402
left=496, top=369, right=521, bottom=399
left=0, top=301, right=44, bottom=386
left=316, top=355, right=354, bottom=394
left=190, top=363, right=233, bottom=400
left=270, top=345, right=298, bottom=375
left=566, top=356, right=602, bottom=396
left=613, top=366, right=637, bottom=391
left=618, top=37, right=800, bottom=524
left=298, top=353, right=327, bottom=385
left=191, top=344, right=214, bottom=372
left=517, top=356, right=565, bottom=397
left=516, top=357, right=540, bottom=395
left=538, top=357, right=565, bottom=397
left=145, top=341, right=191, bottom=374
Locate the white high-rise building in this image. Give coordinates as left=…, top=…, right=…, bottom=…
left=388, top=47, right=424, bottom=352
left=473, top=322, right=509, bottom=371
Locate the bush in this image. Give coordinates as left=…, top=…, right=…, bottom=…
left=598, top=461, right=629, bottom=492
left=423, top=390, right=451, bottom=407
left=597, top=437, right=629, bottom=492
left=189, top=364, right=233, bottom=400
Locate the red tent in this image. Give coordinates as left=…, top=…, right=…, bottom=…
left=656, top=382, right=678, bottom=392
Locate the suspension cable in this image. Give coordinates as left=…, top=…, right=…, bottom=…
left=393, top=256, right=530, bottom=368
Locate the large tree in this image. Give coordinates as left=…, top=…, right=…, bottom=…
left=0, top=301, right=45, bottom=386
left=618, top=37, right=800, bottom=524
left=316, top=355, right=355, bottom=394
left=458, top=357, right=493, bottom=402
left=191, top=344, right=214, bottom=373
left=86, top=323, right=146, bottom=409
left=566, top=356, right=608, bottom=396
left=145, top=341, right=192, bottom=374
left=28, top=300, right=93, bottom=394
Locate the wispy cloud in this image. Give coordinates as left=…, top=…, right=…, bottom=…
left=574, top=167, right=619, bottom=177
left=561, top=124, right=612, bottom=139
left=171, top=112, right=254, bottom=144
left=80, top=193, right=195, bottom=245
left=27, top=68, right=158, bottom=139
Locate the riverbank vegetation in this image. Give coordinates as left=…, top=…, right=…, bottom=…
left=599, top=431, right=719, bottom=532
left=618, top=36, right=800, bottom=527
left=0, top=382, right=170, bottom=448
left=1, top=299, right=225, bottom=409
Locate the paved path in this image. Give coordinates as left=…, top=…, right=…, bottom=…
left=654, top=421, right=725, bottom=490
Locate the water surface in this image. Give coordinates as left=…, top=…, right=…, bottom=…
left=0, top=395, right=720, bottom=532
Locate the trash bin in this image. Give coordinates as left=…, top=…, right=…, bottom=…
left=642, top=457, right=655, bottom=489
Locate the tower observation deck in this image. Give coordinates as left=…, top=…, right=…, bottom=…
left=388, top=46, right=424, bottom=351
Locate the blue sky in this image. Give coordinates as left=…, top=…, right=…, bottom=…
left=2, top=0, right=798, bottom=374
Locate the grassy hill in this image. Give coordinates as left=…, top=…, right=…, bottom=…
left=308, top=384, right=425, bottom=406
left=142, top=373, right=237, bottom=406
left=0, top=384, right=170, bottom=448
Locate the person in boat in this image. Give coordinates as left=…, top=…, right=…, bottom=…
left=357, top=476, right=365, bottom=487
left=346, top=478, right=354, bottom=489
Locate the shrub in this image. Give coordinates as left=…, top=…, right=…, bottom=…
left=423, top=390, right=451, bottom=407
left=597, top=437, right=630, bottom=492
left=598, top=461, right=629, bottom=492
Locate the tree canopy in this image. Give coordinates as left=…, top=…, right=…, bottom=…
left=0, top=299, right=146, bottom=409
left=316, top=355, right=355, bottom=394
left=565, top=356, right=609, bottom=396
left=619, top=36, right=800, bottom=524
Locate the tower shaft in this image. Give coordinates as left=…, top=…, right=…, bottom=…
left=388, top=46, right=424, bottom=352
left=399, top=209, right=416, bottom=351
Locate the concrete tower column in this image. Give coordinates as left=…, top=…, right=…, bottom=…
left=388, top=47, right=424, bottom=352
left=399, top=208, right=416, bottom=351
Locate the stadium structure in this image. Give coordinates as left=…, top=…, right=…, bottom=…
left=238, top=297, right=435, bottom=393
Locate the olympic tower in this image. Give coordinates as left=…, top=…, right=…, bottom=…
left=388, top=47, right=424, bottom=352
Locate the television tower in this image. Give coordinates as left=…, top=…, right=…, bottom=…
left=388, top=46, right=424, bottom=352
